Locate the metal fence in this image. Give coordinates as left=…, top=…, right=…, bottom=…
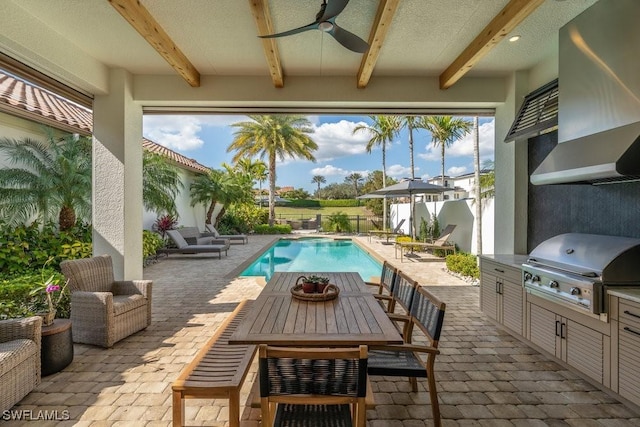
left=274, top=214, right=384, bottom=233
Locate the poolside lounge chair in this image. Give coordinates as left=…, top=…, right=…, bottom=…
left=205, top=223, right=248, bottom=244
left=394, top=224, right=457, bottom=261
left=161, top=230, right=231, bottom=259
left=368, top=218, right=406, bottom=243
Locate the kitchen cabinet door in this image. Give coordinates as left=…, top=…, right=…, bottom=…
left=529, top=303, right=559, bottom=357
left=617, top=298, right=640, bottom=406
left=480, top=258, right=524, bottom=335
left=528, top=295, right=609, bottom=386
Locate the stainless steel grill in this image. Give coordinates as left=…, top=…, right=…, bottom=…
left=522, top=233, right=640, bottom=320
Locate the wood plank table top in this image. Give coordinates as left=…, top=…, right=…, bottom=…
left=229, top=272, right=403, bottom=347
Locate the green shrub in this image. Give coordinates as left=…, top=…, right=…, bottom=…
left=220, top=205, right=268, bottom=233
left=285, top=199, right=360, bottom=208
left=324, top=211, right=352, bottom=232
left=254, top=224, right=292, bottom=234
left=395, top=236, right=423, bottom=251
left=0, top=269, right=70, bottom=320
left=446, top=253, right=479, bottom=279
left=143, top=230, right=164, bottom=259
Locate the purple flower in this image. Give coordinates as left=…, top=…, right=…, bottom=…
left=45, top=284, right=61, bottom=293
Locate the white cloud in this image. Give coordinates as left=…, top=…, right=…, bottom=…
left=311, top=165, right=349, bottom=176
left=143, top=114, right=247, bottom=152
left=417, top=119, right=495, bottom=163
left=386, top=164, right=416, bottom=179
left=143, top=116, right=205, bottom=151
left=310, top=120, right=372, bottom=161
left=447, top=166, right=468, bottom=176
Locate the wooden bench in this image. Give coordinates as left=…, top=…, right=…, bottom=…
left=172, top=300, right=256, bottom=427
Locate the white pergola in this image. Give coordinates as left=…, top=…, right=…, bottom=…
left=0, top=0, right=596, bottom=278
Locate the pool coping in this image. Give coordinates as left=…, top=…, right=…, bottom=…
left=224, top=234, right=383, bottom=280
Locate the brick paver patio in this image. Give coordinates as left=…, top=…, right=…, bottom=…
left=6, top=234, right=640, bottom=426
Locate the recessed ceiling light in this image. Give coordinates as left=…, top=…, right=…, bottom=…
left=509, top=35, right=521, bottom=42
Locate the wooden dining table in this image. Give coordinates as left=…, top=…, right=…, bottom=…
left=228, top=271, right=403, bottom=347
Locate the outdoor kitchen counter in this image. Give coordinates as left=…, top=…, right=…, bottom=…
left=608, top=288, right=640, bottom=304
left=479, top=254, right=529, bottom=270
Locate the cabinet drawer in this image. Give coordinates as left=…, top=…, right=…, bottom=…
left=481, top=259, right=522, bottom=283
left=619, top=319, right=640, bottom=406
left=620, top=299, right=640, bottom=330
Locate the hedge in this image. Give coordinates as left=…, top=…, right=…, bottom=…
left=254, top=224, right=292, bottom=234
left=284, top=199, right=361, bottom=208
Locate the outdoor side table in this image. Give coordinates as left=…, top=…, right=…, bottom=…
left=41, top=318, right=73, bottom=376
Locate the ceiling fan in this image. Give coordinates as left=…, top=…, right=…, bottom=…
left=259, top=0, right=369, bottom=53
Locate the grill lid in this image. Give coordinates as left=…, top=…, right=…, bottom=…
left=527, top=233, right=640, bottom=283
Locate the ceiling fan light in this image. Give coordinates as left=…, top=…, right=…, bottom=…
left=318, top=21, right=334, bottom=32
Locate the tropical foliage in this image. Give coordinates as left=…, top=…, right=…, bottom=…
left=419, top=116, right=473, bottom=186
left=311, top=175, right=326, bottom=197
left=229, top=115, right=317, bottom=225
left=353, top=116, right=400, bottom=226
left=325, top=211, right=352, bottom=232
left=359, top=171, right=397, bottom=217
left=143, top=151, right=183, bottom=216
left=0, top=133, right=91, bottom=230
left=344, top=172, right=363, bottom=197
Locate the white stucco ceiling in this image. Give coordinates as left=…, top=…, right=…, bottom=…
left=0, top=0, right=597, bottom=100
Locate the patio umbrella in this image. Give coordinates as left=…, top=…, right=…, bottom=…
left=359, top=180, right=448, bottom=240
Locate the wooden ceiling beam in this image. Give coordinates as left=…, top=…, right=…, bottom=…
left=357, top=0, right=400, bottom=89
left=248, top=0, right=284, bottom=88
left=439, top=0, right=544, bottom=90
left=108, top=0, right=200, bottom=87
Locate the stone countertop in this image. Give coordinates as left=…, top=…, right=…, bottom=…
left=480, top=254, right=529, bottom=270
left=608, top=288, right=640, bottom=304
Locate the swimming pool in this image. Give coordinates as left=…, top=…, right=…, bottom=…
left=240, top=238, right=382, bottom=281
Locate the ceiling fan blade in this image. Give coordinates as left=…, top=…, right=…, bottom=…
left=259, top=22, right=319, bottom=39
left=329, top=24, right=369, bottom=53
left=320, top=0, right=350, bottom=21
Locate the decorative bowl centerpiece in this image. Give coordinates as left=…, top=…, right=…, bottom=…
left=291, top=275, right=339, bottom=301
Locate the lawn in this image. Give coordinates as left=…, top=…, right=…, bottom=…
left=274, top=205, right=372, bottom=218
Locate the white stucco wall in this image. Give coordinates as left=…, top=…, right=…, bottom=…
left=390, top=198, right=495, bottom=255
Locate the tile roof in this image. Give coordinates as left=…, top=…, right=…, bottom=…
left=142, top=137, right=210, bottom=173
left=0, top=71, right=210, bottom=174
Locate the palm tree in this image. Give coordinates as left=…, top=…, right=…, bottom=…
left=189, top=169, right=229, bottom=225
left=352, top=115, right=400, bottom=228
left=311, top=175, right=326, bottom=198
left=420, top=116, right=472, bottom=186
left=400, top=116, right=421, bottom=179
left=143, top=151, right=183, bottom=217
left=472, top=117, right=482, bottom=255
left=480, top=160, right=495, bottom=200
left=344, top=172, right=363, bottom=197
left=0, top=133, right=91, bottom=230
left=228, top=115, right=317, bottom=225
left=233, top=157, right=268, bottom=203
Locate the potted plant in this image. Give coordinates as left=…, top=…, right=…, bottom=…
left=29, top=257, right=68, bottom=326
left=298, top=275, right=331, bottom=293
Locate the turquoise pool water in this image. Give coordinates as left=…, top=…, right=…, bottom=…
left=240, top=238, right=382, bottom=281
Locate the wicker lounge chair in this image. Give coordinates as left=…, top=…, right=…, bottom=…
left=60, top=255, right=152, bottom=348
left=205, top=223, right=248, bottom=244
left=0, top=316, right=42, bottom=412
left=162, top=230, right=231, bottom=259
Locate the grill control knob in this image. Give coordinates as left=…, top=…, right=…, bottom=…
left=570, top=287, right=581, bottom=296
left=524, top=272, right=532, bottom=281
left=532, top=275, right=540, bottom=283
left=549, top=280, right=559, bottom=289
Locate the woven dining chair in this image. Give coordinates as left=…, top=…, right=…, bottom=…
left=259, top=345, right=368, bottom=427
left=364, top=261, right=398, bottom=312
left=367, top=286, right=446, bottom=426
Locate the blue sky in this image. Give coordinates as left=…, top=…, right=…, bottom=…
left=143, top=115, right=495, bottom=193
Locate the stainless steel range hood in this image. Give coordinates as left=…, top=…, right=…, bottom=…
left=530, top=122, right=640, bottom=185
left=530, top=0, right=640, bottom=185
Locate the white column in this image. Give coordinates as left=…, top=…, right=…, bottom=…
left=92, top=69, right=143, bottom=280
left=494, top=71, right=529, bottom=254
